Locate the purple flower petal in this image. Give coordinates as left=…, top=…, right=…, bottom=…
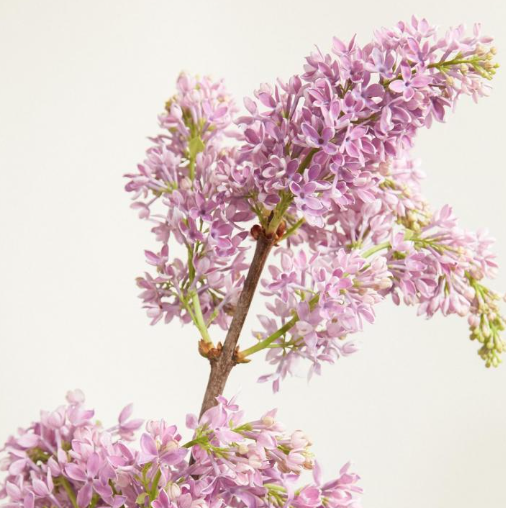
left=65, top=464, right=87, bottom=482
left=77, top=484, right=93, bottom=508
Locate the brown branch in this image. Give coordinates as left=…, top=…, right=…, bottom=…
left=198, top=229, right=276, bottom=417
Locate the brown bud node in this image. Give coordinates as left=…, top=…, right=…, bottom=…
left=233, top=347, right=251, bottom=364
left=276, top=220, right=286, bottom=239
left=250, top=224, right=262, bottom=240
left=198, top=339, right=223, bottom=362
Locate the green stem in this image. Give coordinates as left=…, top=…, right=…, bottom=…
left=242, top=317, right=299, bottom=357
left=206, top=307, right=220, bottom=327
left=192, top=292, right=212, bottom=343
left=149, top=469, right=162, bottom=501
left=362, top=241, right=391, bottom=258
left=187, top=246, right=196, bottom=282
left=264, top=148, right=318, bottom=236
left=385, top=54, right=494, bottom=88
left=264, top=484, right=287, bottom=493
left=185, top=243, right=213, bottom=344
left=89, top=494, right=99, bottom=508
left=266, top=193, right=293, bottom=235
left=182, top=436, right=207, bottom=449
left=189, top=160, right=196, bottom=181
left=298, top=148, right=318, bottom=174
left=281, top=217, right=305, bottom=241
left=428, top=55, right=482, bottom=70
left=60, top=477, right=79, bottom=508
left=181, top=297, right=197, bottom=323
left=242, top=295, right=319, bottom=357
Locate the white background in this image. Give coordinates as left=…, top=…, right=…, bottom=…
left=1, top=1, right=505, bottom=507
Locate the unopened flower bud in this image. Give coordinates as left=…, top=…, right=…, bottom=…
left=248, top=453, right=263, bottom=469
left=379, top=161, right=391, bottom=176
left=464, top=287, right=475, bottom=300
left=303, top=459, right=314, bottom=470
left=167, top=483, right=181, bottom=500
left=378, top=277, right=393, bottom=290
left=237, top=443, right=249, bottom=455
left=468, top=314, right=480, bottom=328
left=262, top=415, right=275, bottom=427
left=476, top=44, right=487, bottom=55
left=291, top=430, right=310, bottom=448
left=180, top=177, right=192, bottom=191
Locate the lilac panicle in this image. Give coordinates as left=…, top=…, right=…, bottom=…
left=125, top=18, right=503, bottom=387
left=0, top=393, right=362, bottom=508
left=125, top=73, right=252, bottom=334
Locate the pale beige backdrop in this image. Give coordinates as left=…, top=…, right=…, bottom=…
left=1, top=1, right=505, bottom=507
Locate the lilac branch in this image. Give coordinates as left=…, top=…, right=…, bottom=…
left=198, top=229, right=277, bottom=417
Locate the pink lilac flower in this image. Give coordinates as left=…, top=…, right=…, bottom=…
left=125, top=73, right=253, bottom=331
left=301, top=124, right=339, bottom=154
left=379, top=207, right=505, bottom=366
left=389, top=63, right=432, bottom=100
left=254, top=249, right=391, bottom=389
left=0, top=394, right=363, bottom=508
left=126, top=19, right=503, bottom=378
left=235, top=18, right=496, bottom=229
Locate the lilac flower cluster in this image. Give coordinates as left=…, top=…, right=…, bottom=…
left=1, top=18, right=501, bottom=508
left=254, top=249, right=391, bottom=390
left=385, top=206, right=505, bottom=367
left=125, top=18, right=503, bottom=386
left=255, top=187, right=504, bottom=385
left=235, top=19, right=496, bottom=227
left=125, top=74, right=252, bottom=337
left=245, top=21, right=503, bottom=383
left=0, top=392, right=362, bottom=508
